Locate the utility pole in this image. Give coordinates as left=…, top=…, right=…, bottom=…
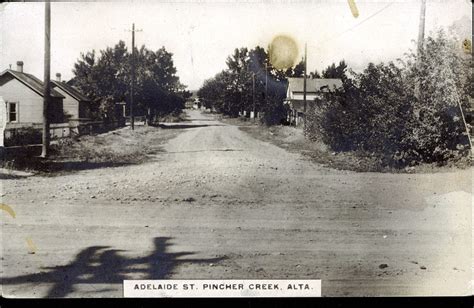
left=130, top=23, right=135, bottom=130
left=252, top=72, right=255, bottom=121
left=265, top=62, right=268, bottom=106
left=41, top=1, right=51, bottom=158
left=415, top=0, right=426, bottom=100
left=417, top=0, right=427, bottom=57
left=303, top=43, right=307, bottom=129
left=458, top=99, right=473, bottom=150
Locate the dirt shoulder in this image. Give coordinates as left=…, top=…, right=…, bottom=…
left=237, top=121, right=470, bottom=173
left=1, top=125, right=182, bottom=175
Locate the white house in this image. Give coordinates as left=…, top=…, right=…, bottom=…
left=51, top=73, right=91, bottom=120
left=0, top=61, right=65, bottom=128
left=284, top=77, right=343, bottom=126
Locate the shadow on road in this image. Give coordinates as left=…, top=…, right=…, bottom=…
left=0, top=172, right=32, bottom=180
left=2, top=237, right=225, bottom=298
left=1, top=153, right=140, bottom=176
left=159, top=149, right=243, bottom=154
left=158, top=124, right=224, bottom=129
left=180, top=118, right=219, bottom=121
left=42, top=160, right=136, bottom=173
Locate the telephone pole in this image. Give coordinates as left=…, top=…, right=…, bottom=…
left=130, top=23, right=136, bottom=130
left=303, top=43, right=307, bottom=129
left=252, top=72, right=256, bottom=121
left=415, top=0, right=426, bottom=100
left=417, top=0, right=427, bottom=57
left=41, top=1, right=51, bottom=158
left=265, top=62, right=268, bottom=105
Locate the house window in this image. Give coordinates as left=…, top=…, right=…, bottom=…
left=8, top=102, right=18, bottom=123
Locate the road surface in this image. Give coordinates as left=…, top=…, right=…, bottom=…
left=1, top=110, right=472, bottom=297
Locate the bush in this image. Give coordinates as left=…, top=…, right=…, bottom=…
left=260, top=97, right=288, bottom=126
left=305, top=30, right=471, bottom=168
left=4, top=127, right=42, bottom=147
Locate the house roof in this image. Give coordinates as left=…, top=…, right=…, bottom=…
left=287, top=77, right=343, bottom=94
left=0, top=69, right=65, bottom=98
left=51, top=80, right=91, bottom=102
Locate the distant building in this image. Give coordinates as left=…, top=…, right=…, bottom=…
left=0, top=61, right=64, bottom=128
left=185, top=91, right=198, bottom=109
left=51, top=73, right=91, bottom=120
left=284, top=77, right=343, bottom=126
left=185, top=100, right=194, bottom=109
left=193, top=99, right=201, bottom=110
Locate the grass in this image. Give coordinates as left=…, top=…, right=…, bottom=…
left=1, top=125, right=181, bottom=174
left=158, top=112, right=189, bottom=123
left=238, top=122, right=471, bottom=173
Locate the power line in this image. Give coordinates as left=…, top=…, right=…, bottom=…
left=316, top=2, right=395, bottom=46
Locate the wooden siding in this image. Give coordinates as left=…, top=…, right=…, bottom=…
left=53, top=86, right=80, bottom=119
left=0, top=77, right=63, bottom=124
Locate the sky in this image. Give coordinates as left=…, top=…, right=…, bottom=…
left=0, top=0, right=471, bottom=90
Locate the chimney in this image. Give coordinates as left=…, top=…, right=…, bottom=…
left=16, top=61, right=24, bottom=73
left=56, top=73, right=61, bottom=82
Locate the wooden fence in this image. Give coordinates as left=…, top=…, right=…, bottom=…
left=3, top=120, right=124, bottom=147
left=238, top=111, right=264, bottom=119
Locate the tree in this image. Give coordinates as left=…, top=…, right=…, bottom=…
left=134, top=46, right=187, bottom=123
left=305, top=30, right=471, bottom=167
left=197, top=45, right=291, bottom=124
left=322, top=60, right=348, bottom=79
left=285, top=59, right=305, bottom=77
left=403, top=29, right=471, bottom=162
left=71, top=42, right=188, bottom=124
left=71, top=50, right=99, bottom=99
left=309, top=70, right=321, bottom=78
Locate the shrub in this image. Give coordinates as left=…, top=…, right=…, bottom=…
left=4, top=127, right=42, bottom=147
left=305, top=30, right=471, bottom=168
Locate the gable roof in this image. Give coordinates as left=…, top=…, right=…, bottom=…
left=0, top=69, right=65, bottom=98
left=287, top=77, right=343, bottom=94
left=51, top=80, right=91, bottom=102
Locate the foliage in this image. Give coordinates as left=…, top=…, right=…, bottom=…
left=70, top=41, right=189, bottom=123
left=197, top=46, right=294, bottom=124
left=305, top=30, right=471, bottom=167
left=322, top=60, right=348, bottom=79
left=4, top=127, right=42, bottom=147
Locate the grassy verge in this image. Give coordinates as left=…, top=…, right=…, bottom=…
left=1, top=125, right=181, bottom=174
left=158, top=112, right=189, bottom=123
left=239, top=123, right=470, bottom=173
left=218, top=115, right=259, bottom=127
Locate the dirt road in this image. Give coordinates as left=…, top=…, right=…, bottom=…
left=1, top=110, right=472, bottom=297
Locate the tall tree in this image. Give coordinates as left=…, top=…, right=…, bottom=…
left=198, top=45, right=289, bottom=124
left=322, top=60, right=348, bottom=79
left=71, top=42, right=188, bottom=123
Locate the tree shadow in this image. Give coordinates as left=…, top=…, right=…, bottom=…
left=158, top=149, right=244, bottom=155
left=1, top=154, right=139, bottom=175
left=40, top=160, right=136, bottom=174
left=157, top=124, right=224, bottom=129
left=2, top=237, right=225, bottom=298
left=0, top=172, right=32, bottom=180
left=179, top=118, right=219, bottom=122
